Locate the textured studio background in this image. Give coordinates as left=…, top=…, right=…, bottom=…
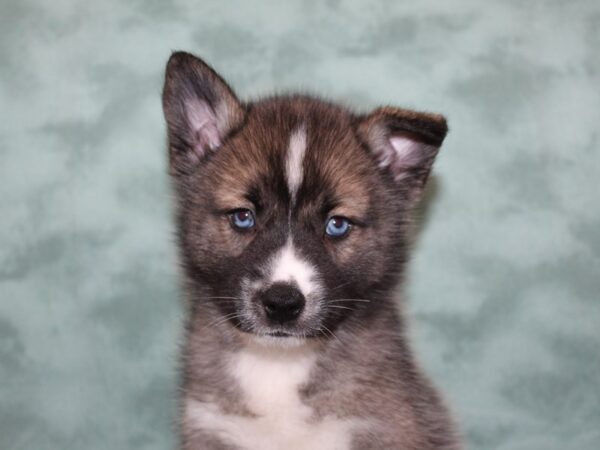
left=1, top=1, right=599, bottom=449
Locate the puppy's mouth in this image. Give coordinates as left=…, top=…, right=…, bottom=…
left=239, top=322, right=323, bottom=341
left=266, top=330, right=294, bottom=338
left=245, top=327, right=323, bottom=348
left=256, top=326, right=321, bottom=339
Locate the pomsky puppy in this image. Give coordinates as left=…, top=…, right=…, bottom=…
left=162, top=51, right=461, bottom=450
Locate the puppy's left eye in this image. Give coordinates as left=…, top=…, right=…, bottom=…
left=325, top=216, right=351, bottom=238
left=230, top=209, right=255, bottom=230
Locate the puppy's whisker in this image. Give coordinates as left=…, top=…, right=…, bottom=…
left=329, top=281, right=353, bottom=293
left=327, top=305, right=356, bottom=311
left=206, top=312, right=242, bottom=328
left=329, top=298, right=372, bottom=303
left=320, top=324, right=341, bottom=345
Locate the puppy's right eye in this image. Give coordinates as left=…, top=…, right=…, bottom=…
left=230, top=209, right=255, bottom=230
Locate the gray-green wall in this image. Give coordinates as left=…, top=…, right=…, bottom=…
left=1, top=1, right=599, bottom=449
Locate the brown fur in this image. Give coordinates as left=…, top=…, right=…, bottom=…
left=162, top=52, right=461, bottom=450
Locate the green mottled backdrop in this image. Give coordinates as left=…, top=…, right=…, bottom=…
left=1, top=1, right=599, bottom=449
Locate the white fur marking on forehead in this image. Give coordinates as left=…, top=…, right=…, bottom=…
left=269, top=239, right=318, bottom=298
left=285, top=126, right=307, bottom=198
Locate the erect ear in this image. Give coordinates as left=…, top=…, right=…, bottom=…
left=356, top=107, right=448, bottom=205
left=162, top=51, right=245, bottom=173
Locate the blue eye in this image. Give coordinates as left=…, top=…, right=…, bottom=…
left=230, top=209, right=255, bottom=230
left=325, top=216, right=351, bottom=238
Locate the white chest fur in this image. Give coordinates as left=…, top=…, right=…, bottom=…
left=185, top=341, right=359, bottom=450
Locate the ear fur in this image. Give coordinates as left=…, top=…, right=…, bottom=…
left=162, top=52, right=245, bottom=173
left=356, top=107, right=448, bottom=205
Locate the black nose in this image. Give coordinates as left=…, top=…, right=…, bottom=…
left=261, top=283, right=305, bottom=324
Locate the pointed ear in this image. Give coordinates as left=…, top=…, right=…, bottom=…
left=356, top=107, right=448, bottom=205
left=162, top=52, right=245, bottom=173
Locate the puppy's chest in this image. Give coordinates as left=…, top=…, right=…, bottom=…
left=186, top=347, right=360, bottom=450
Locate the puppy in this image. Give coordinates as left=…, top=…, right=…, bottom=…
left=162, top=51, right=461, bottom=450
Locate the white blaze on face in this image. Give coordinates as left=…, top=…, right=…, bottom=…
left=269, top=239, right=319, bottom=298
left=285, top=126, right=307, bottom=199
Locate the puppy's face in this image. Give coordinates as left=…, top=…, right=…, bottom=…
left=163, top=53, right=447, bottom=340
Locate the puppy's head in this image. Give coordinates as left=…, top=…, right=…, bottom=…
left=163, top=52, right=447, bottom=340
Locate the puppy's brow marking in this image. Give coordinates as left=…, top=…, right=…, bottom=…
left=285, top=126, right=307, bottom=199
